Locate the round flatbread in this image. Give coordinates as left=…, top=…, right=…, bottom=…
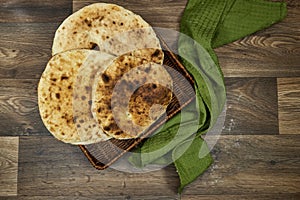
left=92, top=49, right=173, bottom=139
left=38, top=49, right=114, bottom=144
left=45, top=3, right=169, bottom=142
left=52, top=3, right=161, bottom=56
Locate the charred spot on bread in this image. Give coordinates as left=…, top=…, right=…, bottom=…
left=101, top=73, right=110, bottom=83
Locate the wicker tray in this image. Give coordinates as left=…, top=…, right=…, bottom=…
left=79, top=37, right=195, bottom=170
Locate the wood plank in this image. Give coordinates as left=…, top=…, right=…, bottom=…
left=0, top=23, right=59, bottom=79
left=222, top=78, right=278, bottom=135
left=182, top=135, right=300, bottom=196
left=0, top=79, right=48, bottom=136
left=182, top=194, right=300, bottom=200
left=0, top=137, right=18, bottom=196
left=0, top=0, right=72, bottom=23
left=0, top=77, right=279, bottom=136
left=0, top=77, right=278, bottom=136
left=278, top=77, right=300, bottom=134
left=0, top=196, right=179, bottom=200
left=0, top=1, right=297, bottom=79
left=16, top=135, right=300, bottom=199
left=216, top=3, right=300, bottom=77
left=17, top=136, right=179, bottom=198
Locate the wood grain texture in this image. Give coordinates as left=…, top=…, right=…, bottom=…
left=0, top=23, right=58, bottom=79
left=182, top=135, right=300, bottom=197
left=182, top=194, right=300, bottom=200
left=0, top=0, right=297, bottom=79
left=0, top=0, right=72, bottom=23
left=217, top=32, right=300, bottom=78
left=222, top=78, right=278, bottom=135
left=0, top=0, right=299, bottom=199
left=75, top=0, right=300, bottom=78
left=216, top=1, right=300, bottom=77
left=278, top=77, right=300, bottom=134
left=0, top=77, right=279, bottom=136
left=17, top=136, right=179, bottom=199
left=0, top=79, right=48, bottom=136
left=0, top=137, right=18, bottom=196
left=0, top=196, right=180, bottom=200
left=15, top=135, right=300, bottom=199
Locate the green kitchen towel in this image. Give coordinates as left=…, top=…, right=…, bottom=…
left=129, top=0, right=287, bottom=193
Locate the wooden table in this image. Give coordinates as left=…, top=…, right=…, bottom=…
left=0, top=0, right=299, bottom=199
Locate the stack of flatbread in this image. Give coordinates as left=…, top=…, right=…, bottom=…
left=38, top=3, right=173, bottom=145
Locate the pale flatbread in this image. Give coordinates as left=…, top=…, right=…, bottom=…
left=73, top=51, right=115, bottom=142
left=38, top=49, right=114, bottom=144
left=52, top=3, right=161, bottom=56
left=92, top=49, right=173, bottom=139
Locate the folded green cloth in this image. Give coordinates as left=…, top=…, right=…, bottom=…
left=129, top=0, right=287, bottom=193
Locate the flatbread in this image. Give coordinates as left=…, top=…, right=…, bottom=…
left=92, top=49, right=173, bottom=139
left=73, top=51, right=115, bottom=142
left=38, top=49, right=114, bottom=144
left=52, top=3, right=161, bottom=56
left=45, top=3, right=169, bottom=142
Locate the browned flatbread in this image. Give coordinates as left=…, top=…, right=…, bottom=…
left=52, top=3, right=160, bottom=56
left=92, top=49, right=173, bottom=139
left=44, top=3, right=169, bottom=142
left=38, top=50, right=114, bottom=144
